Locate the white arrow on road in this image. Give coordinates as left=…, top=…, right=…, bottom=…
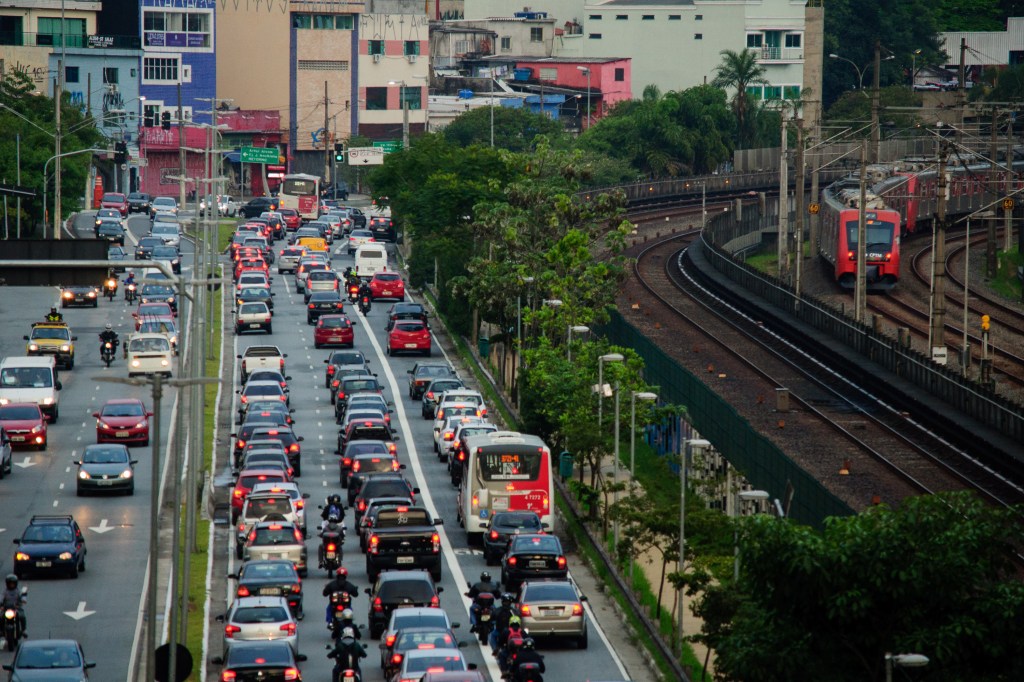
left=63, top=602, right=95, bottom=620
left=13, top=457, right=35, bottom=469
left=89, top=519, right=115, bottom=534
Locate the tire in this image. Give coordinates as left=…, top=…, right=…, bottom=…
left=142, top=438, right=149, bottom=447
left=315, top=342, right=322, bottom=349
left=578, top=628, right=589, bottom=649
left=235, top=544, right=243, bottom=560
left=37, top=441, right=46, bottom=452
left=266, top=325, right=273, bottom=335
left=127, top=485, right=135, bottom=496
left=69, top=562, right=79, bottom=579
left=431, top=566, right=442, bottom=583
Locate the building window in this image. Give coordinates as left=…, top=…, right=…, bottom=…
left=336, top=15, right=353, bottom=29
left=695, top=33, right=702, bottom=40
left=783, top=85, right=801, bottom=99
left=530, top=27, right=543, bottom=42
left=292, top=14, right=311, bottom=29
left=764, top=86, right=782, bottom=100
left=142, top=103, right=161, bottom=127
left=313, top=14, right=335, bottom=29
left=695, top=14, right=703, bottom=20
left=746, top=85, right=762, bottom=100
left=143, top=56, right=179, bottom=83
left=539, top=67, right=557, bottom=81
left=785, top=34, right=802, bottom=48
left=615, top=15, right=628, bottom=20
left=614, top=67, right=624, bottom=82
left=143, top=10, right=211, bottom=48
left=64, top=66, right=79, bottom=83
left=366, top=87, right=387, bottom=110
left=103, top=67, right=119, bottom=85
left=642, top=15, right=654, bottom=20
left=668, top=15, right=681, bottom=20
left=400, top=86, right=421, bottom=111
left=37, top=17, right=85, bottom=47
left=589, top=15, right=602, bottom=20
left=746, top=34, right=763, bottom=48
left=500, top=36, right=511, bottom=51
left=293, top=14, right=352, bottom=29
left=404, top=40, right=420, bottom=56
left=368, top=39, right=384, bottom=56
left=589, top=33, right=602, bottom=39
left=298, top=60, right=349, bottom=71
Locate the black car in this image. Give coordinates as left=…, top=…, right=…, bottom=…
left=74, top=443, right=137, bottom=496
left=385, top=302, right=429, bottom=331
left=323, top=349, right=368, bottom=388
left=240, top=197, right=279, bottom=218
left=140, top=283, right=177, bottom=311
left=364, top=570, right=442, bottom=639
left=407, top=362, right=457, bottom=400
left=93, top=208, right=123, bottom=235
left=500, top=534, right=568, bottom=591
left=12, top=515, right=87, bottom=578
left=421, top=378, right=467, bottom=418
left=369, top=216, right=396, bottom=242
left=97, top=220, right=126, bottom=245
left=232, top=417, right=292, bottom=464
left=228, top=559, right=304, bottom=618
left=107, top=245, right=129, bottom=272
left=348, top=206, right=367, bottom=229
left=483, top=511, right=547, bottom=565
left=211, top=640, right=307, bottom=678
left=351, top=473, right=418, bottom=523
left=323, top=181, right=349, bottom=201
left=237, top=286, right=275, bottom=310
left=337, top=439, right=394, bottom=487
left=307, top=290, right=345, bottom=324
left=151, top=245, right=182, bottom=274
left=127, top=192, right=152, bottom=213
left=60, top=284, right=98, bottom=308
left=346, top=453, right=403, bottom=501
left=135, top=235, right=164, bottom=259
left=250, top=425, right=304, bottom=476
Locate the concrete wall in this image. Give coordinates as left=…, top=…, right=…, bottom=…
left=357, top=12, right=429, bottom=142
left=0, top=2, right=100, bottom=90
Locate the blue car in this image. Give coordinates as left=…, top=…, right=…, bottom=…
left=13, top=515, right=87, bottom=579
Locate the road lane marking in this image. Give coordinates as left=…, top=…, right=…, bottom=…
left=89, top=519, right=115, bottom=534
left=64, top=601, right=96, bottom=620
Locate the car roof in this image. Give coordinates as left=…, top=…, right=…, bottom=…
left=229, top=596, right=291, bottom=609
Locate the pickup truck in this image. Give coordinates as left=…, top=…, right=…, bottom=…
left=237, top=345, right=288, bottom=383
left=364, top=505, right=443, bottom=582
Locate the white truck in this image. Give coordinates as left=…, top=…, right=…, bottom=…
left=237, top=345, right=288, bottom=383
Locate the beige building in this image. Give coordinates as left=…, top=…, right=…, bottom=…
left=358, top=11, right=430, bottom=141
left=0, top=0, right=101, bottom=90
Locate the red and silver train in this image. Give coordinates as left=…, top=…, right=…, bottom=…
left=819, top=179, right=902, bottom=291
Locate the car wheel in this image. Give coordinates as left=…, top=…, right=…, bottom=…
left=235, top=544, right=243, bottom=560
left=142, top=438, right=149, bottom=447
left=578, top=628, right=589, bottom=649
left=266, top=325, right=273, bottom=334
left=127, top=485, right=134, bottom=496
left=69, top=562, right=79, bottom=579
left=431, top=567, right=442, bottom=582
left=315, top=342, right=321, bottom=349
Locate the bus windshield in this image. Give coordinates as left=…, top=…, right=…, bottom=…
left=282, top=178, right=317, bottom=195
left=479, top=450, right=543, bottom=481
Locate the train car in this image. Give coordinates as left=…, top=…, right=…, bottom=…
left=820, top=178, right=902, bottom=291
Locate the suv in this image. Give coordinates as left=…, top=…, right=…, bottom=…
left=351, top=473, right=419, bottom=524
left=242, top=520, right=308, bottom=576
left=364, top=570, right=443, bottom=638
left=24, top=322, right=77, bottom=370
left=13, top=515, right=87, bottom=578
left=127, top=192, right=152, bottom=213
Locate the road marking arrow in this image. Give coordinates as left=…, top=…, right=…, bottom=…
left=89, top=519, right=114, bottom=534
left=13, top=457, right=35, bottom=469
left=64, top=602, right=95, bottom=620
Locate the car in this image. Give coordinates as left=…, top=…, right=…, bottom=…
left=515, top=578, right=588, bottom=647
left=235, top=257, right=269, bottom=281
left=278, top=207, right=301, bottom=231
left=235, top=492, right=304, bottom=558
left=238, top=381, right=289, bottom=415
left=368, top=215, right=396, bottom=242
left=232, top=418, right=292, bottom=465
left=294, top=260, right=328, bottom=293
left=127, top=191, right=152, bottom=213
left=346, top=452, right=403, bottom=496
left=432, top=404, right=485, bottom=451
left=60, top=284, right=98, bottom=308
left=365, top=570, right=443, bottom=639
left=337, top=416, right=393, bottom=451
left=237, top=272, right=272, bottom=291
left=24, top=322, right=77, bottom=369
left=139, top=282, right=177, bottom=311
left=3, top=638, right=96, bottom=680
left=307, top=290, right=345, bottom=324
left=96, top=220, right=126, bottom=245
left=277, top=247, right=307, bottom=274
left=347, top=229, right=374, bottom=254
left=0, top=428, right=12, bottom=478
left=304, top=269, right=340, bottom=301
left=101, top=192, right=129, bottom=216
left=151, top=245, right=182, bottom=274
left=344, top=393, right=393, bottom=428
left=338, top=439, right=397, bottom=487
left=0, top=403, right=47, bottom=451
left=219, top=194, right=240, bottom=217
left=93, top=397, right=152, bottom=445
left=368, top=271, right=405, bottom=301
left=248, top=425, right=304, bottom=475
left=483, top=511, right=546, bottom=565
left=388, top=320, right=431, bottom=357
left=334, top=375, right=384, bottom=417
left=240, top=196, right=279, bottom=218
left=134, top=235, right=164, bottom=259
left=420, top=378, right=466, bottom=419
left=310, top=314, right=355, bottom=348
left=150, top=196, right=179, bottom=217
left=381, top=623, right=460, bottom=678
left=244, top=236, right=275, bottom=261
left=435, top=390, right=487, bottom=418
left=151, top=221, right=181, bottom=247
left=217, top=595, right=298, bottom=658
left=407, top=363, right=457, bottom=400
left=420, top=672, right=487, bottom=682
left=501, top=534, right=568, bottom=592
left=393, top=648, right=471, bottom=682
left=134, top=318, right=179, bottom=355
left=351, top=473, right=419, bottom=523
left=323, top=349, right=369, bottom=388
left=230, top=468, right=290, bottom=523
left=251, top=481, right=310, bottom=536
left=259, top=212, right=286, bottom=239
left=237, top=286, right=275, bottom=311
left=238, top=449, right=293, bottom=481
left=236, top=301, right=274, bottom=335
left=93, top=207, right=124, bottom=233
left=210, top=640, right=306, bottom=681
left=323, top=181, right=349, bottom=201
left=133, top=302, right=176, bottom=330
left=107, top=245, right=129, bottom=271
left=126, top=333, right=174, bottom=378
left=242, top=520, right=308, bottom=576
left=12, top=515, right=86, bottom=578
left=435, top=415, right=487, bottom=461
left=448, top=421, right=499, bottom=486
left=73, top=443, right=137, bottom=496
left=386, top=302, right=429, bottom=330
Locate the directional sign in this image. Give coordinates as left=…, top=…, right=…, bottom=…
left=373, top=140, right=403, bottom=154
left=348, top=146, right=385, bottom=166
left=89, top=519, right=115, bottom=534
left=64, top=601, right=95, bottom=620
left=240, top=146, right=279, bottom=164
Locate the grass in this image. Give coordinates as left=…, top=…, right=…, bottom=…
left=988, top=249, right=1024, bottom=300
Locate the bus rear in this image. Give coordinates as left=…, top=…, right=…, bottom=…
left=460, top=432, right=553, bottom=543
left=279, top=174, right=320, bottom=222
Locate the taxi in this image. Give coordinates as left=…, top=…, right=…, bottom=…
left=24, top=322, right=77, bottom=370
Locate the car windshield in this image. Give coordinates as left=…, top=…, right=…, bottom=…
left=101, top=402, right=145, bottom=417
left=245, top=384, right=282, bottom=397
left=152, top=225, right=178, bottom=235
left=103, top=193, right=125, bottom=202
left=240, top=303, right=269, bottom=314
left=22, top=525, right=74, bottom=543
left=396, top=630, right=455, bottom=650
left=350, top=230, right=372, bottom=238
left=82, top=447, right=130, bottom=464
left=361, top=480, right=409, bottom=499
left=320, top=317, right=349, bottom=329
left=308, top=271, right=336, bottom=281
left=511, top=535, right=561, bottom=553
left=346, top=442, right=389, bottom=456
left=15, top=644, right=82, bottom=669
left=406, top=654, right=465, bottom=673
left=344, top=379, right=378, bottom=392
left=129, top=337, right=171, bottom=352
left=246, top=497, right=292, bottom=516
left=375, top=273, right=400, bottom=282
left=232, top=605, right=290, bottom=623
left=253, top=526, right=297, bottom=544
left=154, top=198, right=175, bottom=206
left=30, top=328, right=70, bottom=340
left=0, top=368, right=52, bottom=388
left=226, top=642, right=292, bottom=666
left=99, top=223, right=123, bottom=232
left=138, top=305, right=172, bottom=316
left=330, top=352, right=365, bottom=364
left=378, top=579, right=435, bottom=601
left=0, top=405, right=41, bottom=420
left=396, top=323, right=426, bottom=333
left=152, top=247, right=177, bottom=258
left=139, top=237, right=163, bottom=247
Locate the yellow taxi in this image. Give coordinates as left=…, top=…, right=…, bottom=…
left=24, top=322, right=78, bottom=370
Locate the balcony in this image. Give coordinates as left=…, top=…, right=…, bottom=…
left=0, top=32, right=141, bottom=50
left=758, top=46, right=803, bottom=62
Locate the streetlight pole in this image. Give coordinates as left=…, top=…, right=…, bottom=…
left=612, top=380, right=621, bottom=549
left=596, top=353, right=623, bottom=428
left=515, top=276, right=534, bottom=414
left=733, top=488, right=770, bottom=581
left=490, top=68, right=495, bottom=148
left=576, top=66, right=591, bottom=130
left=630, top=392, right=658, bottom=480
left=911, top=49, right=922, bottom=89
left=885, top=653, right=929, bottom=682
left=567, top=325, right=589, bottom=363
left=679, top=436, right=709, bottom=654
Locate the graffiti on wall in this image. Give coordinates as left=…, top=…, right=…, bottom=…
left=102, top=87, right=126, bottom=127
left=0, top=58, right=49, bottom=84
left=215, top=0, right=288, bottom=12
left=360, top=13, right=429, bottom=41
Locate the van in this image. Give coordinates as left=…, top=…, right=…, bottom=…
left=0, top=357, right=62, bottom=422
left=354, top=244, right=388, bottom=279
left=126, top=333, right=174, bottom=378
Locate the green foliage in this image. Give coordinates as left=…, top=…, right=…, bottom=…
left=972, top=64, right=1024, bottom=102
left=711, top=49, right=768, bottom=150
left=825, top=86, right=926, bottom=133
left=700, top=492, right=1024, bottom=681
left=934, top=0, right=1007, bottom=30
left=442, top=105, right=567, bottom=151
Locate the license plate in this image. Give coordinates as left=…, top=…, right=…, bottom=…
left=116, top=430, right=130, bottom=437
left=396, top=604, right=413, bottom=609
left=382, top=290, right=392, bottom=296
left=10, top=436, right=24, bottom=442
left=36, top=561, right=51, bottom=567
left=325, top=552, right=336, bottom=560
left=480, top=614, right=491, bottom=622
left=397, top=556, right=414, bottom=564
left=529, top=560, right=547, bottom=568
left=249, top=323, right=260, bottom=328
left=405, top=343, right=418, bottom=348
left=98, top=480, right=114, bottom=486
left=330, top=336, right=343, bottom=341
left=259, top=588, right=280, bottom=596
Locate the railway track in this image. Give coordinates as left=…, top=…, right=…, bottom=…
left=627, top=230, right=1024, bottom=510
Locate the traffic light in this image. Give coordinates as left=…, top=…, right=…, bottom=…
left=981, top=314, right=991, bottom=332
left=114, top=142, right=127, bottom=165
left=334, top=142, right=344, bottom=163
left=161, top=111, right=171, bottom=130
left=143, top=109, right=154, bottom=128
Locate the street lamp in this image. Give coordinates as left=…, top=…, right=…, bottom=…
left=612, top=379, right=621, bottom=549
left=389, top=76, right=426, bottom=151
left=679, top=436, right=709, bottom=654
left=911, top=49, right=922, bottom=89
left=576, top=66, right=591, bottom=130
left=596, top=352, right=623, bottom=427
left=630, top=392, right=658, bottom=479
left=567, top=325, right=589, bottom=362
left=829, top=53, right=867, bottom=92
left=733, top=488, right=770, bottom=581
left=885, top=653, right=929, bottom=682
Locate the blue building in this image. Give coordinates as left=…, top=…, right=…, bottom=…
left=48, top=46, right=144, bottom=144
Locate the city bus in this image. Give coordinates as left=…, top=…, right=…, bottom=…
left=457, top=431, right=553, bottom=544
left=278, top=173, right=320, bottom=222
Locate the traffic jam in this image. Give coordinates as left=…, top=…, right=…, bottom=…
left=218, top=198, right=596, bottom=682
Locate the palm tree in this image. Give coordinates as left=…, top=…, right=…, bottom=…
left=711, top=49, right=768, bottom=149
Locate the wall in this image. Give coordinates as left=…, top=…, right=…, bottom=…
left=460, top=18, right=555, bottom=57
left=357, top=12, right=428, bottom=142
left=0, top=2, right=100, bottom=90
left=47, top=48, right=143, bottom=143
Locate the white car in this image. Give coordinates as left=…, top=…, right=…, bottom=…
left=151, top=196, right=178, bottom=216
left=150, top=222, right=181, bottom=248
left=432, top=403, right=486, bottom=452
left=250, top=481, right=310, bottom=536
left=347, top=229, right=374, bottom=255
left=235, top=302, right=273, bottom=335
left=126, top=333, right=174, bottom=378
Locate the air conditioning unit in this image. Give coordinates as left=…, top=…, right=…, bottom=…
left=372, top=53, right=381, bottom=63
left=408, top=54, right=417, bottom=64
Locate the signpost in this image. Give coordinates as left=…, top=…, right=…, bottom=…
left=373, top=140, right=402, bottom=154
left=348, top=147, right=385, bottom=166
left=240, top=147, right=279, bottom=165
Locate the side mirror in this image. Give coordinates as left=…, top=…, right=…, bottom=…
left=230, top=433, right=238, bottom=439
left=55, top=381, right=62, bottom=391
left=92, top=412, right=100, bottom=418
left=71, top=336, right=79, bottom=341
left=406, top=369, right=412, bottom=374
left=302, top=493, right=310, bottom=499
left=412, top=487, right=420, bottom=495
left=296, top=654, right=308, bottom=663
left=236, top=354, right=242, bottom=359
left=283, top=353, right=288, bottom=358
left=210, top=656, right=224, bottom=665
left=580, top=595, right=589, bottom=602
left=433, top=518, right=443, bottom=525
left=12, top=539, right=19, bottom=545
left=364, top=587, right=372, bottom=595
left=541, top=522, right=550, bottom=530
left=297, top=436, right=305, bottom=442
left=147, top=411, right=154, bottom=417
left=392, top=435, right=400, bottom=442
left=130, top=460, right=139, bottom=465
left=323, top=359, right=329, bottom=363
left=215, top=614, right=225, bottom=623
left=399, top=463, right=407, bottom=470
left=467, top=663, right=477, bottom=670
left=22, top=335, right=28, bottom=340
left=436, top=586, right=444, bottom=594
left=285, top=376, right=292, bottom=381
left=227, top=572, right=238, bottom=579
left=72, top=460, right=81, bottom=466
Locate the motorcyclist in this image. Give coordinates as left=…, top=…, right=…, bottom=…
left=123, top=272, right=137, bottom=301
left=45, top=307, right=63, bottom=323
left=466, top=571, right=498, bottom=632
left=1, top=574, right=26, bottom=638
left=357, top=280, right=372, bottom=312
left=327, top=627, right=366, bottom=678
left=323, top=567, right=359, bottom=626
left=99, top=324, right=119, bottom=353
left=334, top=607, right=360, bottom=639
left=321, top=494, right=346, bottom=533
left=318, top=511, right=344, bottom=568
left=509, top=637, right=545, bottom=680
left=489, top=592, right=516, bottom=654
left=497, top=616, right=524, bottom=673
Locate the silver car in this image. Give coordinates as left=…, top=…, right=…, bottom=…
left=236, top=490, right=303, bottom=557
left=242, top=520, right=308, bottom=576
left=294, top=260, right=328, bottom=293
left=235, top=302, right=273, bottom=335
left=150, top=222, right=181, bottom=247
left=217, top=596, right=298, bottom=658
left=516, top=579, right=588, bottom=647
left=277, top=247, right=306, bottom=274
left=304, top=269, right=340, bottom=301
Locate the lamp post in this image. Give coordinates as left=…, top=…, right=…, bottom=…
left=567, top=325, right=589, bottom=362
left=596, top=352, right=623, bottom=428
left=612, top=379, right=621, bottom=549
left=911, top=49, right=922, bottom=89
left=576, top=66, right=591, bottom=130
left=388, top=79, right=410, bottom=150
left=630, top=391, right=658, bottom=480
left=733, top=488, right=770, bottom=581
left=679, top=436, right=709, bottom=654
left=829, top=53, right=867, bottom=92
left=542, top=298, right=562, bottom=345
left=885, top=653, right=929, bottom=682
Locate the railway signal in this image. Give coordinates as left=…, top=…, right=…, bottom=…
left=980, top=314, right=992, bottom=385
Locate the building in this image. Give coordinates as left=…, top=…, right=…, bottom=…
left=47, top=47, right=143, bottom=145
left=942, top=17, right=1024, bottom=71
left=500, top=56, right=631, bottom=127
left=0, top=0, right=102, bottom=89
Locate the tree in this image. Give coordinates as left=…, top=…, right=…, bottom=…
left=697, top=492, right=1024, bottom=681
left=825, top=86, right=926, bottom=132
left=443, top=105, right=566, bottom=151
left=711, top=49, right=768, bottom=150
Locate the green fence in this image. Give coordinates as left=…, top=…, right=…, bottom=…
left=600, top=310, right=854, bottom=528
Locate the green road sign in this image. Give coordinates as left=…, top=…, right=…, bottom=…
left=373, top=140, right=402, bottom=153
left=240, top=147, right=279, bottom=164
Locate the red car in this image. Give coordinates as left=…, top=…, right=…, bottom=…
left=368, top=272, right=406, bottom=301
left=94, top=398, right=152, bottom=446
left=234, top=258, right=268, bottom=280
left=133, top=302, right=176, bottom=329
left=230, top=467, right=290, bottom=524
left=387, top=320, right=431, bottom=357
left=313, top=315, right=355, bottom=348
left=101, top=192, right=129, bottom=216
left=278, top=208, right=301, bottom=231
left=0, top=403, right=47, bottom=450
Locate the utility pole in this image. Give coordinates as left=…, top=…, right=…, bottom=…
left=870, top=40, right=881, bottom=163
left=988, top=108, right=999, bottom=277
left=929, top=145, right=949, bottom=361
left=794, top=118, right=806, bottom=303
left=177, top=83, right=186, bottom=209
left=54, top=67, right=62, bottom=239
left=323, top=81, right=331, bottom=188
left=778, top=117, right=789, bottom=279
left=855, top=143, right=868, bottom=323
left=957, top=38, right=968, bottom=147
left=1006, top=117, right=1015, bottom=253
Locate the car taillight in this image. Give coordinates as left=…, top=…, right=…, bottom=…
left=279, top=358, right=285, bottom=368
left=236, top=585, right=251, bottom=597
left=572, top=602, right=583, bottom=616
left=369, top=535, right=379, bottom=554
left=265, top=317, right=272, bottom=323
left=391, top=460, right=400, bottom=471
left=327, top=366, right=336, bottom=375
left=295, top=499, right=304, bottom=509
left=508, top=556, right=517, bottom=566
left=431, top=532, right=440, bottom=553
left=284, top=668, right=300, bottom=681
left=280, top=622, right=296, bottom=635
left=543, top=495, right=550, bottom=510
left=342, top=457, right=352, bottom=466
left=444, top=432, right=454, bottom=441
left=385, top=634, right=397, bottom=647
left=489, top=530, right=499, bottom=540
left=308, top=304, right=315, bottom=309
left=289, top=443, right=299, bottom=451
left=233, top=488, right=244, bottom=499
left=221, top=671, right=237, bottom=682
left=294, top=528, right=303, bottom=542
left=352, top=461, right=361, bottom=472
left=520, top=604, right=531, bottom=616
left=291, top=583, right=302, bottom=593
left=392, top=653, right=404, bottom=665
left=429, top=594, right=439, bottom=607
left=557, top=556, right=567, bottom=568
left=224, top=624, right=241, bottom=637
left=373, top=596, right=383, bottom=612
left=358, top=499, right=366, bottom=511
left=425, top=391, right=434, bottom=400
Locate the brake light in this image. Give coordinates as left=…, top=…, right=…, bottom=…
left=358, top=499, right=367, bottom=511
left=472, top=494, right=479, bottom=508
left=308, top=304, right=314, bottom=309
left=352, top=461, right=361, bottom=472
left=327, top=366, right=336, bottom=375
left=425, top=391, right=434, bottom=400
left=291, top=583, right=301, bottom=593
left=289, top=443, right=299, bottom=451
left=327, top=543, right=337, bottom=552
left=520, top=604, right=531, bottom=616
left=369, top=535, right=379, bottom=554
left=431, top=532, right=440, bottom=553
left=373, top=596, right=383, bottom=612
left=385, top=633, right=398, bottom=647
left=221, top=671, right=237, bottom=681
left=508, top=557, right=517, bottom=566
left=429, top=594, right=440, bottom=607
left=391, top=460, right=400, bottom=471
left=295, top=499, right=304, bottom=509
left=557, top=556, right=567, bottom=568
left=392, top=653, right=404, bottom=665
left=233, top=488, right=244, bottom=499
left=572, top=602, right=584, bottom=616
left=543, top=496, right=549, bottom=510
left=280, top=622, right=296, bottom=635
left=284, top=668, right=300, bottom=681
left=224, top=624, right=241, bottom=637
left=489, top=530, right=499, bottom=540
left=342, top=457, right=352, bottom=466
left=237, top=586, right=251, bottom=597
left=294, top=528, right=303, bottom=542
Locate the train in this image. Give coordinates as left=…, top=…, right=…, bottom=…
left=819, top=178, right=902, bottom=291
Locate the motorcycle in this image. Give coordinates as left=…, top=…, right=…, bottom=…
left=346, top=284, right=360, bottom=304
left=467, top=589, right=495, bottom=644
left=358, top=294, right=371, bottom=315
left=319, top=522, right=344, bottom=575
left=101, top=341, right=117, bottom=367
left=327, top=591, right=354, bottom=638
left=325, top=641, right=363, bottom=682
left=103, top=277, right=118, bottom=301
left=2, top=587, right=27, bottom=652
left=124, top=282, right=137, bottom=303
left=513, top=662, right=544, bottom=682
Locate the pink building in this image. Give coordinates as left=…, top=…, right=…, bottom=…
left=512, top=58, right=632, bottom=127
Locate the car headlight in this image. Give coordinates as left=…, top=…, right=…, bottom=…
left=97, top=420, right=110, bottom=429
left=28, top=343, right=38, bottom=351
left=62, top=292, right=73, bottom=299
left=0, top=398, right=9, bottom=406
left=131, top=360, right=141, bottom=367
left=135, top=420, right=147, bottom=429
left=42, top=397, right=54, bottom=405
left=78, top=470, right=91, bottom=480
left=119, top=469, right=133, bottom=479
left=60, top=344, right=70, bottom=351
left=87, top=291, right=96, bottom=298
left=14, top=552, right=29, bottom=561
left=161, top=359, right=169, bottom=366
left=168, top=297, right=175, bottom=302
left=30, top=425, right=42, bottom=434
left=58, top=552, right=73, bottom=561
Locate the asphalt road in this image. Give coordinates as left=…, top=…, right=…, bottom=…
left=209, top=235, right=633, bottom=681
left=0, top=211, right=191, bottom=678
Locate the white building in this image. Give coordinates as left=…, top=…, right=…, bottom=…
left=465, top=0, right=806, bottom=102
left=942, top=17, right=1024, bottom=69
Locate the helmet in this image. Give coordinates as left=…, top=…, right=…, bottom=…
left=508, top=615, right=521, bottom=627
left=480, top=571, right=491, bottom=583
left=49, top=307, right=57, bottom=314
left=501, top=593, right=514, bottom=603
left=4, top=574, right=16, bottom=590
left=327, top=512, right=340, bottom=524
left=105, top=323, right=113, bottom=330
left=522, top=637, right=535, bottom=650
left=341, top=608, right=353, bottom=621
left=329, top=494, right=342, bottom=506
left=335, top=566, right=348, bottom=578
left=341, top=626, right=355, bottom=639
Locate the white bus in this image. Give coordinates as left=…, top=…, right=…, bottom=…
left=278, top=173, right=320, bottom=222
left=457, top=431, right=554, bottom=544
